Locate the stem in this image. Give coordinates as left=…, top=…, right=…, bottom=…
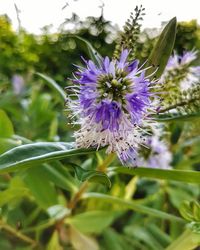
left=22, top=219, right=55, bottom=233
left=97, top=153, right=116, bottom=172
left=0, top=220, right=37, bottom=247
left=2, top=173, right=12, bottom=181
left=68, top=181, right=89, bottom=210
left=158, top=97, right=197, bottom=113
left=166, top=228, right=200, bottom=250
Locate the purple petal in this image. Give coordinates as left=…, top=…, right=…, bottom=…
left=117, top=49, right=129, bottom=69
left=128, top=60, right=139, bottom=72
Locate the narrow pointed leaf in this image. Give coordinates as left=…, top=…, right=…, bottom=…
left=147, top=17, right=177, bottom=78
left=109, top=167, right=200, bottom=184
left=83, top=193, right=184, bottom=223
left=36, top=73, right=66, bottom=101
left=66, top=210, right=118, bottom=234
left=23, top=166, right=58, bottom=209
left=155, top=112, right=200, bottom=122
left=166, top=229, right=200, bottom=250
left=43, top=163, right=78, bottom=193
left=0, top=109, right=14, bottom=137
left=74, top=35, right=103, bottom=67
left=0, top=142, right=95, bottom=173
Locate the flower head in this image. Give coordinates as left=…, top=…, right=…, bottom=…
left=144, top=135, right=172, bottom=169
left=161, top=50, right=200, bottom=90
left=67, top=50, right=157, bottom=165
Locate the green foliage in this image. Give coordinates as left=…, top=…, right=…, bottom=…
left=74, top=36, right=103, bottom=67
left=0, top=142, right=95, bottom=173
left=175, top=20, right=200, bottom=54
left=110, top=166, right=200, bottom=184
left=0, top=14, right=115, bottom=85
left=0, top=9, right=200, bottom=250
left=157, top=84, right=200, bottom=121
left=0, top=109, right=14, bottom=137
left=65, top=210, right=118, bottom=234
left=179, top=201, right=200, bottom=222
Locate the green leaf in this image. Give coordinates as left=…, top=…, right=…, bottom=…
left=166, top=228, right=200, bottom=250
left=147, top=17, right=177, bottom=78
left=0, top=138, right=22, bottom=154
left=72, top=164, right=111, bottom=188
left=66, top=210, right=118, bottom=234
left=0, top=177, right=29, bottom=207
left=47, top=231, right=63, bottom=250
left=155, top=112, right=200, bottom=122
left=43, top=163, right=78, bottom=193
left=167, top=188, right=193, bottom=210
left=74, top=35, right=103, bottom=67
left=170, top=124, right=183, bottom=144
left=102, top=228, right=129, bottom=250
left=0, top=109, right=14, bottom=137
left=147, top=224, right=172, bottom=246
left=179, top=201, right=200, bottom=222
left=69, top=226, right=99, bottom=250
left=125, top=225, right=165, bottom=250
left=36, top=73, right=66, bottom=101
left=83, top=193, right=184, bottom=223
left=0, top=236, right=12, bottom=250
left=23, top=166, right=58, bottom=209
left=110, top=167, right=200, bottom=184
left=0, top=142, right=96, bottom=173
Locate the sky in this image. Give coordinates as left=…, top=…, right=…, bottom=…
left=0, top=0, right=200, bottom=33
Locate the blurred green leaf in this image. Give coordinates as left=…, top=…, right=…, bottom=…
left=125, top=225, right=165, bottom=250
left=101, top=228, right=124, bottom=250
left=23, top=166, right=58, bottom=209
left=124, top=176, right=138, bottom=200
left=167, top=187, right=194, bottom=210
left=72, top=164, right=111, bottom=188
left=170, top=124, right=183, bottom=145
left=155, top=112, right=200, bottom=122
left=69, top=226, right=99, bottom=250
left=0, top=138, right=22, bottom=154
left=47, top=231, right=63, bottom=250
left=179, top=201, right=200, bottom=222
left=0, top=142, right=96, bottom=173
left=83, top=193, right=184, bottom=223
left=147, top=224, right=172, bottom=246
left=66, top=210, right=118, bottom=234
left=0, top=109, right=14, bottom=137
left=101, top=228, right=133, bottom=250
left=188, top=222, right=200, bottom=234
left=74, top=36, right=103, bottom=67
left=0, top=177, right=29, bottom=207
left=36, top=73, right=66, bottom=101
left=43, top=162, right=78, bottom=193
left=0, top=236, right=12, bottom=250
left=166, top=228, right=200, bottom=250
left=110, top=167, right=200, bottom=184
left=147, top=17, right=177, bottom=78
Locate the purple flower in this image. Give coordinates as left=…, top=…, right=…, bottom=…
left=167, top=50, right=198, bottom=69
left=162, top=50, right=200, bottom=90
left=146, top=135, right=172, bottom=169
left=12, top=74, right=24, bottom=95
left=67, top=50, right=158, bottom=165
